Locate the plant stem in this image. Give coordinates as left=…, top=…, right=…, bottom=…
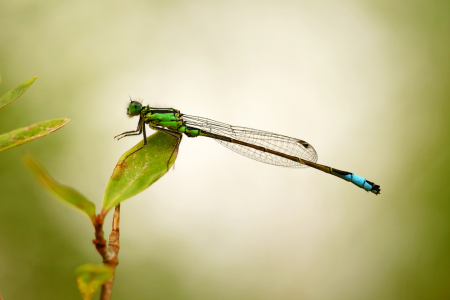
left=100, top=204, right=121, bottom=300
left=93, top=215, right=107, bottom=259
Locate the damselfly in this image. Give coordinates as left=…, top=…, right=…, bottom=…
left=115, top=101, right=380, bottom=195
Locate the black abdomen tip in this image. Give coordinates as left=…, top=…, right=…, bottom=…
left=371, top=184, right=381, bottom=195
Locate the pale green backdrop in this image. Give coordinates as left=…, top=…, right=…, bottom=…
left=1, top=0, right=449, bottom=299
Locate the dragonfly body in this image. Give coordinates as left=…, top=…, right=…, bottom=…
left=116, top=101, right=380, bottom=195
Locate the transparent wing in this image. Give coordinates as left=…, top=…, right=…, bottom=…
left=182, top=115, right=318, bottom=168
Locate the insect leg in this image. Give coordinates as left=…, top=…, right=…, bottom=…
left=114, top=117, right=143, bottom=140
left=120, top=123, right=147, bottom=165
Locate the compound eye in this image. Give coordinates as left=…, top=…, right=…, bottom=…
left=127, top=101, right=142, bottom=116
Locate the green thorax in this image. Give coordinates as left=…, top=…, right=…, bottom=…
left=140, top=106, right=200, bottom=137
left=141, top=106, right=183, bottom=129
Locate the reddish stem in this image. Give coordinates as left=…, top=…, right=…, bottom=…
left=99, top=205, right=121, bottom=300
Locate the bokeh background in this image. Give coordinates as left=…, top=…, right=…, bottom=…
left=1, top=0, right=449, bottom=299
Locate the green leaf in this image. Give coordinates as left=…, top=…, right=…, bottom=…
left=0, top=118, right=70, bottom=153
left=0, top=76, right=37, bottom=110
left=102, top=131, right=180, bottom=213
left=75, top=263, right=114, bottom=300
left=24, top=155, right=97, bottom=224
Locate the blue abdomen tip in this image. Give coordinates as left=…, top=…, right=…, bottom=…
left=332, top=169, right=380, bottom=194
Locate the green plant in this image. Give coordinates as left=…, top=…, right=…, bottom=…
left=24, top=131, right=180, bottom=300
left=0, top=77, right=69, bottom=152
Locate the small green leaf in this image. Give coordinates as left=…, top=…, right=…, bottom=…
left=102, top=131, right=180, bottom=213
left=0, top=118, right=70, bottom=152
left=75, top=263, right=114, bottom=300
left=0, top=76, right=37, bottom=110
left=24, top=155, right=96, bottom=224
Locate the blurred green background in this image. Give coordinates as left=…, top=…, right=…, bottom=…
left=1, top=0, right=449, bottom=299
